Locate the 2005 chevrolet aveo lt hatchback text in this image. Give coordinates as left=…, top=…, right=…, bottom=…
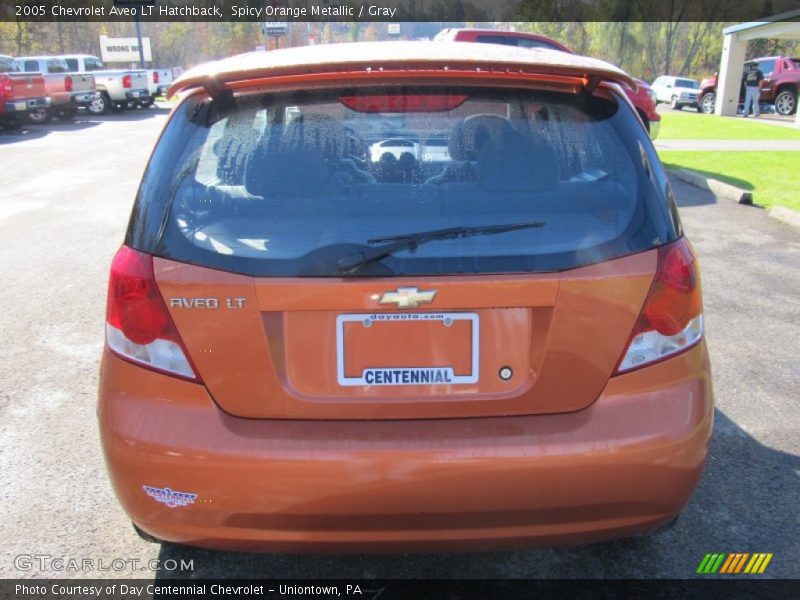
left=98, top=41, right=713, bottom=552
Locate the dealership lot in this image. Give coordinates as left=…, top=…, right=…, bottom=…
left=0, top=112, right=797, bottom=579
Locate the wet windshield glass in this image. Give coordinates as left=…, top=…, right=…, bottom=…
left=129, top=86, right=677, bottom=276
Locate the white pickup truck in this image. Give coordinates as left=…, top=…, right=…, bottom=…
left=59, top=54, right=149, bottom=115
left=14, top=56, right=97, bottom=122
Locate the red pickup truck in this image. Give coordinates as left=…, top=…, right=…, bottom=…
left=0, top=55, right=51, bottom=129
left=434, top=28, right=661, bottom=138
left=699, top=56, right=799, bottom=115
left=15, top=56, right=97, bottom=123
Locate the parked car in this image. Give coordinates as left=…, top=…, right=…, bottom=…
left=434, top=28, right=661, bottom=138
left=144, top=68, right=173, bottom=107
left=58, top=54, right=149, bottom=115
left=15, top=56, right=97, bottom=123
left=629, top=78, right=660, bottom=134
left=699, top=56, right=799, bottom=115
left=99, top=41, right=712, bottom=552
left=434, top=27, right=574, bottom=52
left=651, top=75, right=701, bottom=111
left=0, top=54, right=51, bottom=129
left=369, top=138, right=420, bottom=161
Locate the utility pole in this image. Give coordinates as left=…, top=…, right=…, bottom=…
left=135, top=15, right=146, bottom=68
left=117, top=0, right=149, bottom=68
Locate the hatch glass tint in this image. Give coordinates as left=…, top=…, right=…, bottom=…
left=128, top=86, right=678, bottom=276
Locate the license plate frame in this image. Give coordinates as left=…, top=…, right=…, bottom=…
left=336, top=312, right=479, bottom=387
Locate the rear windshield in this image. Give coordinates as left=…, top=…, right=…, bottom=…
left=675, top=79, right=699, bottom=89
left=128, top=85, right=679, bottom=277
left=84, top=57, right=104, bottom=71
left=47, top=59, right=69, bottom=73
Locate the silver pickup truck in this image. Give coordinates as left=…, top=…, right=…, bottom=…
left=14, top=56, right=97, bottom=123
left=59, top=54, right=149, bottom=115
left=144, top=68, right=173, bottom=107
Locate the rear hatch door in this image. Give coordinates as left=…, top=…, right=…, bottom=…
left=140, top=78, right=674, bottom=420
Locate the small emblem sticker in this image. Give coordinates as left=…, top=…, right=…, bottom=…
left=143, top=485, right=197, bottom=508
left=378, top=287, right=437, bottom=308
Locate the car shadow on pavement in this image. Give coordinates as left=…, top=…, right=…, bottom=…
left=0, top=119, right=102, bottom=144
left=82, top=106, right=171, bottom=123
left=0, top=107, right=168, bottom=143
left=152, top=410, right=799, bottom=579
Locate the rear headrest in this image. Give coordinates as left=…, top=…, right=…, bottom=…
left=283, top=113, right=346, bottom=166
left=478, top=132, right=560, bottom=191
left=448, top=114, right=515, bottom=162
left=244, top=117, right=332, bottom=197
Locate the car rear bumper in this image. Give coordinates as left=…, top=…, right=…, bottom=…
left=98, top=342, right=713, bottom=553
left=125, top=89, right=150, bottom=101
left=70, top=91, right=100, bottom=106
left=3, top=97, right=51, bottom=113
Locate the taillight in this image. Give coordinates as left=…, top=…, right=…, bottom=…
left=0, top=79, right=12, bottom=99
left=105, top=246, right=199, bottom=381
left=614, top=238, right=704, bottom=374
left=152, top=70, right=159, bottom=84
left=64, top=75, right=73, bottom=92
left=339, top=94, right=468, bottom=113
left=122, top=74, right=132, bottom=89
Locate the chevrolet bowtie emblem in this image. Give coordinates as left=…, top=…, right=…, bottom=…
left=378, top=287, right=437, bottom=309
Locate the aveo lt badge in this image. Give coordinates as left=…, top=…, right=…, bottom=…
left=378, top=287, right=437, bottom=309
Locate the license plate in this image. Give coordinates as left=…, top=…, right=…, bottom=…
left=336, top=312, right=479, bottom=387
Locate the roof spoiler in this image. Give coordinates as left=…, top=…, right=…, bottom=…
left=168, top=56, right=637, bottom=100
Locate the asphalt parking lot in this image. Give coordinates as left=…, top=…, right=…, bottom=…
left=0, top=110, right=797, bottom=580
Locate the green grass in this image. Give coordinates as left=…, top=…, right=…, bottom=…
left=657, top=111, right=800, bottom=140
left=661, top=151, right=800, bottom=211
left=154, top=95, right=179, bottom=105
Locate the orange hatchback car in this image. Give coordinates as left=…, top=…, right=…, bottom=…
left=99, top=42, right=713, bottom=552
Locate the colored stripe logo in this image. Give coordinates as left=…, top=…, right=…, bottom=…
left=697, top=553, right=773, bottom=574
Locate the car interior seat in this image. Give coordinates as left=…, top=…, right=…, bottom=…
left=426, top=114, right=517, bottom=185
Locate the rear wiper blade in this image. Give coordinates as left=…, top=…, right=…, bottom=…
left=337, top=221, right=546, bottom=274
